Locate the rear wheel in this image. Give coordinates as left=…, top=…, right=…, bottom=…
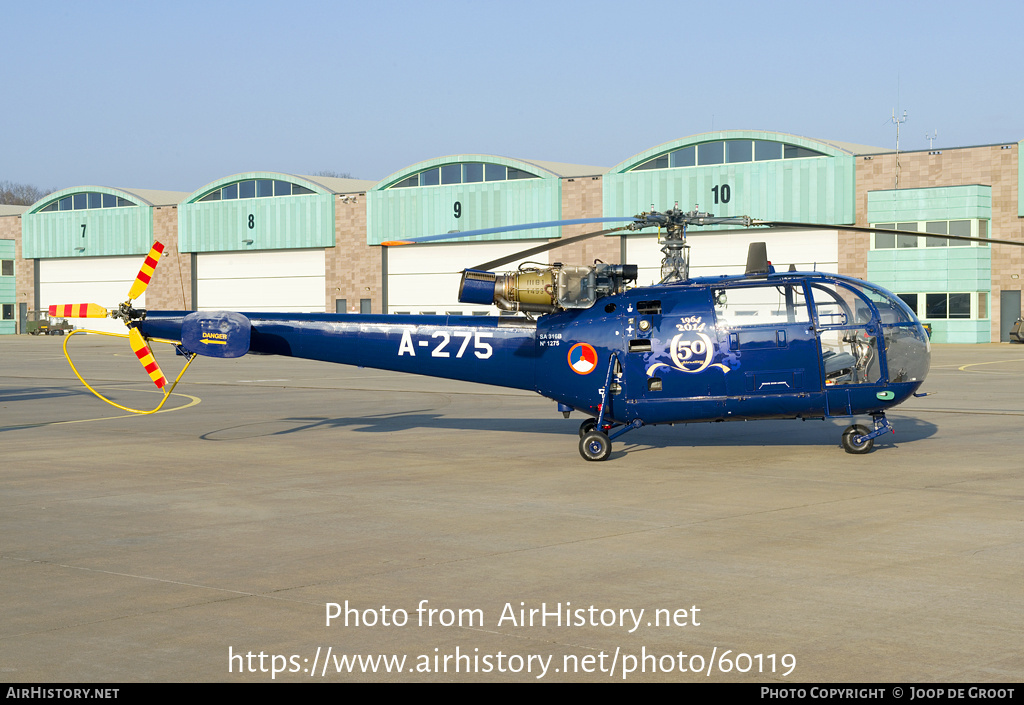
left=578, top=418, right=598, bottom=438
left=841, top=424, right=873, bottom=454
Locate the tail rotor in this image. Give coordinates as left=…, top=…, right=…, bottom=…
left=51, top=241, right=184, bottom=400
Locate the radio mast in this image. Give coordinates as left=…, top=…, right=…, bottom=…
left=891, top=108, right=907, bottom=189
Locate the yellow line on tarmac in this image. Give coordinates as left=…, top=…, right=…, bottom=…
left=16, top=388, right=201, bottom=429
left=957, top=358, right=1024, bottom=372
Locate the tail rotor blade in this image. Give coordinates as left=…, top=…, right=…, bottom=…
left=127, top=242, right=165, bottom=301
left=49, top=303, right=110, bottom=318
left=128, top=328, right=168, bottom=390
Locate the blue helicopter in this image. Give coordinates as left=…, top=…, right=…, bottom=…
left=54, top=206, right=999, bottom=461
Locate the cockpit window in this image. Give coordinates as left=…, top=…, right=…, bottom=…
left=809, top=282, right=881, bottom=385
left=808, top=282, right=868, bottom=327
left=861, top=286, right=918, bottom=324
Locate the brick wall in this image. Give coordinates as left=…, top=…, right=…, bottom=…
left=0, top=215, right=31, bottom=321
left=327, top=194, right=381, bottom=314
left=147, top=206, right=192, bottom=310
left=557, top=176, right=619, bottom=266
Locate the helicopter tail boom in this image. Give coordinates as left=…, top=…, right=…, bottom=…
left=139, top=311, right=541, bottom=391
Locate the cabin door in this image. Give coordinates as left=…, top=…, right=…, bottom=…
left=713, top=281, right=821, bottom=398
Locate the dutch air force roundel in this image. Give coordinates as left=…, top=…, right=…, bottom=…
left=567, top=342, right=598, bottom=375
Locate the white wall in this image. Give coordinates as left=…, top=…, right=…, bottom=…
left=624, top=228, right=839, bottom=285
left=196, top=249, right=326, bottom=312
left=39, top=257, right=147, bottom=334
left=387, top=240, right=549, bottom=315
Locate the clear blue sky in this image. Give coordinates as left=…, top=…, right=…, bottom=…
left=2, top=0, right=1020, bottom=193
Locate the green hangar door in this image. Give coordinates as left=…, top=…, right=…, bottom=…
left=604, top=133, right=856, bottom=283
left=370, top=157, right=571, bottom=314
left=182, top=174, right=341, bottom=313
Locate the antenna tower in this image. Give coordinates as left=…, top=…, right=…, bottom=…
left=891, top=108, right=907, bottom=189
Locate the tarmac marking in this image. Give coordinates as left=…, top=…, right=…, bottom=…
left=956, top=358, right=1024, bottom=373
left=1, top=387, right=201, bottom=430
left=910, top=407, right=1024, bottom=416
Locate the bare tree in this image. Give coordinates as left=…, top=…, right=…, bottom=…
left=311, top=170, right=356, bottom=179
left=0, top=181, right=55, bottom=206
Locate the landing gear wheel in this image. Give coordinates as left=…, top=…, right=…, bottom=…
left=841, top=424, right=873, bottom=454
left=579, top=418, right=598, bottom=438
left=579, top=431, right=611, bottom=461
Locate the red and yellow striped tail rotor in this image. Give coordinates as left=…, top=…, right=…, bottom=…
left=48, top=303, right=110, bottom=318
left=127, top=241, right=165, bottom=301
left=128, top=328, right=168, bottom=390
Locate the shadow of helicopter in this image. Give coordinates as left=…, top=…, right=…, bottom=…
left=607, top=415, right=938, bottom=458
left=0, top=385, right=100, bottom=432
left=199, top=409, right=938, bottom=453
left=0, top=385, right=91, bottom=404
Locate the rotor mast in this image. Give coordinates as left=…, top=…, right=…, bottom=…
left=658, top=223, right=690, bottom=283
left=629, top=205, right=753, bottom=284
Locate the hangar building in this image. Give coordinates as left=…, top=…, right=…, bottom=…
left=1, top=130, right=1020, bottom=343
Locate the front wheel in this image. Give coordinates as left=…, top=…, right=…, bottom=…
left=841, top=424, right=873, bottom=454
left=579, top=431, right=611, bottom=461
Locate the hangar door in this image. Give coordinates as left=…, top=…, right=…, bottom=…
left=39, top=257, right=149, bottom=334
left=386, top=241, right=549, bottom=315
left=196, top=249, right=326, bottom=312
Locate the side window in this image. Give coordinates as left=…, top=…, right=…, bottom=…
left=713, top=283, right=810, bottom=327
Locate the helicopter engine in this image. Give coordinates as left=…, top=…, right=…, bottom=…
left=458, top=263, right=637, bottom=313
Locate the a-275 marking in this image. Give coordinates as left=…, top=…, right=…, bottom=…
left=398, top=330, right=493, bottom=359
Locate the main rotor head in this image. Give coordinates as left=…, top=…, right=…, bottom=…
left=629, top=205, right=753, bottom=283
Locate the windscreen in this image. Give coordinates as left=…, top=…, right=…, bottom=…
left=826, top=279, right=930, bottom=385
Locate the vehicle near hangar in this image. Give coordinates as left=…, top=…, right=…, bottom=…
left=26, top=310, right=73, bottom=336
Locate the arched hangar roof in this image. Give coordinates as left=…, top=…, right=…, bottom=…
left=611, top=130, right=887, bottom=174
left=180, top=172, right=366, bottom=253
left=186, top=172, right=377, bottom=203
left=374, top=155, right=609, bottom=190
left=27, top=186, right=189, bottom=213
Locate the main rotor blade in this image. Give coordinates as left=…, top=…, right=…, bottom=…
left=751, top=220, right=1021, bottom=247
left=381, top=217, right=638, bottom=247
left=127, top=242, right=166, bottom=301
left=49, top=303, right=110, bottom=318
left=473, top=226, right=630, bottom=271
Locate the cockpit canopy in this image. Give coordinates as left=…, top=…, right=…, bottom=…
left=710, top=274, right=930, bottom=386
